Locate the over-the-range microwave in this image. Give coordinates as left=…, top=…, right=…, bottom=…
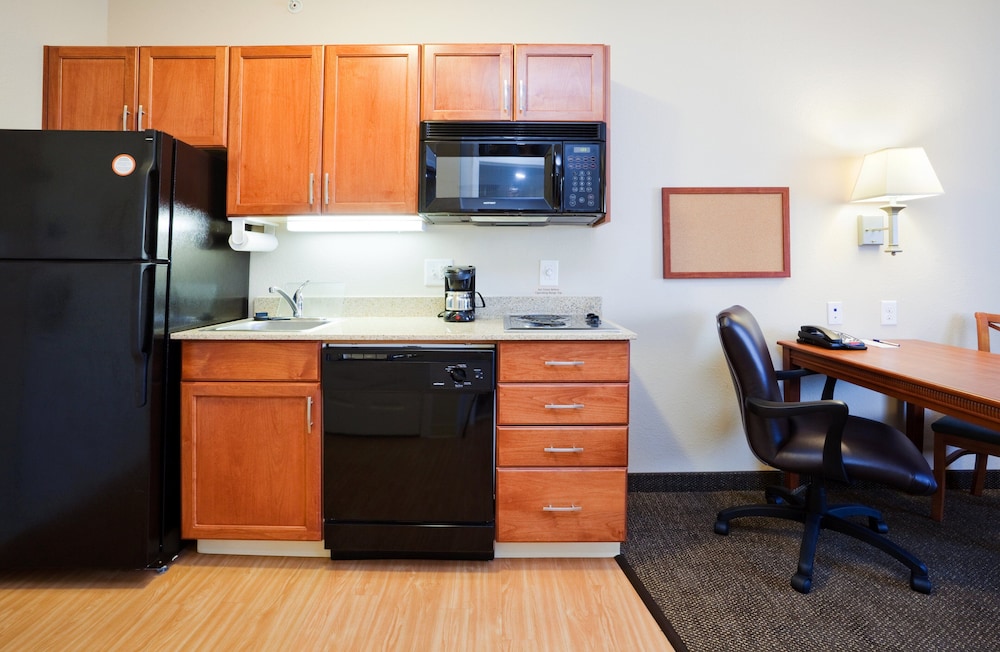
left=418, top=121, right=606, bottom=226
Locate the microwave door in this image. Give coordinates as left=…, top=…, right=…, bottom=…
left=420, top=141, right=558, bottom=214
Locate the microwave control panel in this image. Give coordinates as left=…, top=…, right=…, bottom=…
left=563, top=144, right=603, bottom=211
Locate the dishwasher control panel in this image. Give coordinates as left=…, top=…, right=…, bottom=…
left=322, top=345, right=495, bottom=391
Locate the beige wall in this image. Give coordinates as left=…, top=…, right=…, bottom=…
left=5, top=1, right=999, bottom=473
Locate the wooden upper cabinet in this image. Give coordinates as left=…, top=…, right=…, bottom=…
left=43, top=46, right=228, bottom=146
left=322, top=45, right=420, bottom=213
left=421, top=44, right=513, bottom=121
left=43, top=47, right=138, bottom=131
left=227, top=46, right=323, bottom=216
left=138, top=47, right=228, bottom=147
left=421, top=44, right=607, bottom=122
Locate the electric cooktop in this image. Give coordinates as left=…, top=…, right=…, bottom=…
left=503, top=313, right=619, bottom=331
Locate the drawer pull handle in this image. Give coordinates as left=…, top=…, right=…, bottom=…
left=543, top=504, right=582, bottom=512
left=545, top=403, right=585, bottom=410
left=543, top=446, right=584, bottom=453
left=544, top=360, right=585, bottom=366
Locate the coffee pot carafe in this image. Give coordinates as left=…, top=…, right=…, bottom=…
left=442, top=265, right=483, bottom=322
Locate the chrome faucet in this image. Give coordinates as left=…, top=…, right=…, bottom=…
left=269, top=280, right=310, bottom=318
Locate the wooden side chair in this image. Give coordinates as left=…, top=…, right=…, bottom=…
left=930, top=311, right=1000, bottom=521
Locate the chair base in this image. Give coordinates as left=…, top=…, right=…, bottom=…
left=714, top=482, right=931, bottom=594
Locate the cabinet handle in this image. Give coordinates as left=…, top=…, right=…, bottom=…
left=518, top=79, right=525, bottom=114
left=544, top=360, right=585, bottom=366
left=323, top=173, right=330, bottom=205
left=503, top=79, right=511, bottom=115
left=306, top=396, right=314, bottom=432
left=544, top=403, right=585, bottom=410
left=137, top=105, right=145, bottom=131
left=543, top=446, right=584, bottom=453
left=543, top=504, right=582, bottom=512
left=308, top=173, right=314, bottom=205
left=122, top=105, right=130, bottom=131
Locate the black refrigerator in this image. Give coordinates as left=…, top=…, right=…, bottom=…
left=0, top=129, right=249, bottom=569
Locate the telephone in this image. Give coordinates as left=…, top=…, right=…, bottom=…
left=797, top=325, right=867, bottom=350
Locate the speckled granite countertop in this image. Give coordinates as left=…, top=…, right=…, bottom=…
left=172, top=296, right=636, bottom=342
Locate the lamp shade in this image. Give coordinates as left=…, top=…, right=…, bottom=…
left=850, top=147, right=944, bottom=203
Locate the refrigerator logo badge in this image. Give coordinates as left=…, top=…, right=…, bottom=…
left=111, top=154, right=136, bottom=177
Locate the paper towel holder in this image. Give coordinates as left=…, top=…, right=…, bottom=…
left=229, top=218, right=277, bottom=251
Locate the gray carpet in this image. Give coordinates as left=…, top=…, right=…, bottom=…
left=619, top=484, right=1000, bottom=652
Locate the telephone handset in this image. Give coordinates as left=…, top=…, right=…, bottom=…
left=797, top=325, right=867, bottom=350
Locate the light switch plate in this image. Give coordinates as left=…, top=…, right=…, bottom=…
left=539, top=260, right=559, bottom=286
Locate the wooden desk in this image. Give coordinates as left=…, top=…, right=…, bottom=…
left=779, top=339, right=1000, bottom=450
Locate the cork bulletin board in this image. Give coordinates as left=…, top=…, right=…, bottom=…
left=661, top=187, right=790, bottom=279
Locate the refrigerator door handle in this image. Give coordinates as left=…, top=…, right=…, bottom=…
left=132, top=264, right=155, bottom=407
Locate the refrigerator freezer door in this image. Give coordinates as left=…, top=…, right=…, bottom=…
left=0, top=129, right=168, bottom=262
left=0, top=260, right=170, bottom=569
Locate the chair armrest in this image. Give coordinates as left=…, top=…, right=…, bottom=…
left=746, top=397, right=849, bottom=483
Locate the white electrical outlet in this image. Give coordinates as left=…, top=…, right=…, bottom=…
left=881, top=300, right=898, bottom=325
left=539, top=260, right=559, bottom=286
left=827, top=301, right=843, bottom=325
left=423, top=258, right=453, bottom=286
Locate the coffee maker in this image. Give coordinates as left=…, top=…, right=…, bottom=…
left=442, top=265, right=479, bottom=322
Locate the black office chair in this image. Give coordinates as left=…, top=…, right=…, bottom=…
left=715, top=305, right=937, bottom=594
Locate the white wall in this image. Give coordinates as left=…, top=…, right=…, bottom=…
left=5, top=1, right=999, bottom=473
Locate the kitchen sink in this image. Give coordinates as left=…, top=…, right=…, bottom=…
left=213, top=318, right=336, bottom=332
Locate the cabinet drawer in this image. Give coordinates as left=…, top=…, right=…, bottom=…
left=498, top=341, right=629, bottom=382
left=496, top=469, right=626, bottom=542
left=497, top=426, right=627, bottom=467
left=182, top=341, right=320, bottom=381
left=497, top=383, right=628, bottom=425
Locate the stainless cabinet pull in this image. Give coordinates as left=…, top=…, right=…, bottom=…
left=122, top=105, right=129, bottom=131
left=544, top=360, right=585, bottom=366
left=308, top=173, right=314, bottom=205
left=543, top=446, right=584, bottom=453
left=323, top=173, right=330, bottom=205
left=137, top=104, right=145, bottom=131
left=503, top=79, right=511, bottom=115
left=543, top=504, right=582, bottom=512
left=307, top=396, right=314, bottom=432
left=545, top=403, right=585, bottom=410
left=518, top=79, right=526, bottom=113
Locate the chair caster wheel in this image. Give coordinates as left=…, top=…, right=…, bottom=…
left=910, top=574, right=932, bottom=594
left=791, top=573, right=812, bottom=594
left=868, top=517, right=889, bottom=534
left=714, top=520, right=730, bottom=535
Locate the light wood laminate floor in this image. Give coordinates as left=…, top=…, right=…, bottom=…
left=0, top=551, right=673, bottom=651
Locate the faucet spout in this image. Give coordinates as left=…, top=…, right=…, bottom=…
left=269, top=280, right=310, bottom=317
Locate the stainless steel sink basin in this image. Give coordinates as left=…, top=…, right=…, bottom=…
left=213, top=318, right=335, bottom=332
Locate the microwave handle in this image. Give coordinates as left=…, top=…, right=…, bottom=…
left=554, top=150, right=564, bottom=210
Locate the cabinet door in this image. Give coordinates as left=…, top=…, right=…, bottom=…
left=227, top=46, right=323, bottom=215
left=138, top=46, right=229, bottom=148
left=515, top=44, right=607, bottom=122
left=322, top=45, right=420, bottom=213
left=421, top=44, right=513, bottom=121
left=181, top=381, right=322, bottom=540
left=43, top=46, right=138, bottom=131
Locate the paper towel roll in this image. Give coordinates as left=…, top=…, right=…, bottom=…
left=229, top=230, right=278, bottom=252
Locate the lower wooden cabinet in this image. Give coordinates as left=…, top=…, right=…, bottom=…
left=496, top=341, right=629, bottom=543
left=496, top=468, right=626, bottom=542
left=180, top=342, right=322, bottom=540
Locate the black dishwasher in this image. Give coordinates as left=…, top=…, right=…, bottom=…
left=322, top=345, right=496, bottom=560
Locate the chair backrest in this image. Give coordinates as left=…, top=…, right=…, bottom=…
left=716, top=305, right=789, bottom=466
left=974, top=312, right=1000, bottom=352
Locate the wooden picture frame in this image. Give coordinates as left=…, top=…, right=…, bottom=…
left=661, top=187, right=790, bottom=279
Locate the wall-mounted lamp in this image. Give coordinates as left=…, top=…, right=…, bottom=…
left=851, top=147, right=943, bottom=255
